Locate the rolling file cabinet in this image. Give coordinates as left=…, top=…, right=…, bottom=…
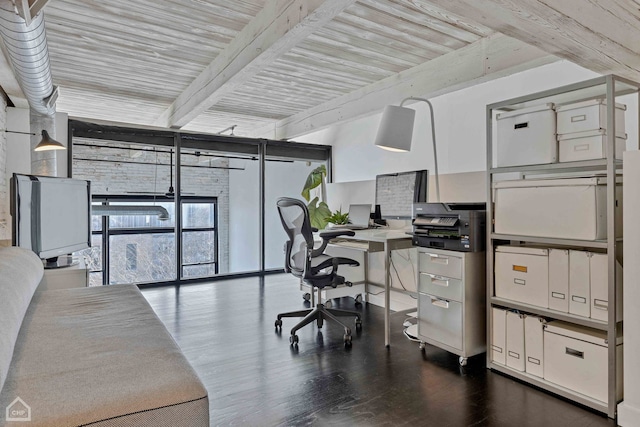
left=417, top=247, right=486, bottom=366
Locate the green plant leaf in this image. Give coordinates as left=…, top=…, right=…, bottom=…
left=301, top=165, right=327, bottom=201
left=307, top=197, right=331, bottom=229
left=325, top=208, right=349, bottom=225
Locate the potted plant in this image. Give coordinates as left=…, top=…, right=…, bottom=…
left=325, top=208, right=349, bottom=227
left=301, top=164, right=331, bottom=229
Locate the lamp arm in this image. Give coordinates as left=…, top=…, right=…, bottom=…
left=400, top=97, right=440, bottom=202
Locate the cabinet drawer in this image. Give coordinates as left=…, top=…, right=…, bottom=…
left=418, top=272, right=463, bottom=302
left=419, top=251, right=462, bottom=279
left=418, top=293, right=463, bottom=350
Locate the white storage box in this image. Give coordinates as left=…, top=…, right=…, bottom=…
left=496, top=103, right=556, bottom=167
left=548, top=249, right=569, bottom=313
left=506, top=311, right=525, bottom=371
left=491, top=307, right=507, bottom=365
left=493, top=177, right=623, bottom=241
left=495, top=246, right=549, bottom=308
left=524, top=315, right=545, bottom=378
left=589, top=254, right=623, bottom=322
left=556, top=99, right=626, bottom=137
left=569, top=250, right=591, bottom=318
left=558, top=130, right=626, bottom=163
left=543, top=321, right=623, bottom=403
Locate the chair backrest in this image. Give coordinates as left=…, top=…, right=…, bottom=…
left=276, top=197, right=314, bottom=278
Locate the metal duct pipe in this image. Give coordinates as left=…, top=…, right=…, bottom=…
left=0, top=1, right=55, bottom=116
left=92, top=205, right=171, bottom=221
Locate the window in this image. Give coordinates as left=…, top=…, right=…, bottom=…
left=126, top=243, right=137, bottom=271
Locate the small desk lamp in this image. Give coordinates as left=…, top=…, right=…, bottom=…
left=1, top=129, right=66, bottom=151
left=374, top=97, right=440, bottom=202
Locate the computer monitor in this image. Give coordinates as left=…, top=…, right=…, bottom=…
left=375, top=170, right=428, bottom=220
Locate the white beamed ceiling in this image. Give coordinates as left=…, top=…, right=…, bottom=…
left=34, top=0, right=640, bottom=139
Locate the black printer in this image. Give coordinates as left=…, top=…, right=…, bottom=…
left=410, top=203, right=486, bottom=252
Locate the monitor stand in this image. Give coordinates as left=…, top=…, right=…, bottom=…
left=44, top=256, right=78, bottom=269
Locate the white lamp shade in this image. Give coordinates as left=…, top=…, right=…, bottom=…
left=374, top=105, right=416, bottom=152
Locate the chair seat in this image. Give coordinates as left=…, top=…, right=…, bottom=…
left=310, top=255, right=360, bottom=275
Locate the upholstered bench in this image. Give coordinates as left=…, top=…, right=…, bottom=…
left=0, top=247, right=209, bottom=426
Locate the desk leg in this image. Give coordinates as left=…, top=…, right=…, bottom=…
left=384, top=241, right=391, bottom=347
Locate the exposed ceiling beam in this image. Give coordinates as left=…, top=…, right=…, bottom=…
left=424, top=0, right=640, bottom=82
left=250, top=33, right=558, bottom=140
left=154, top=0, right=356, bottom=129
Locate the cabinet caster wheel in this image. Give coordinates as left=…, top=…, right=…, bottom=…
left=419, top=342, right=426, bottom=351
left=324, top=300, right=332, bottom=309
left=275, top=319, right=282, bottom=328
left=344, top=334, right=352, bottom=346
left=355, top=319, right=362, bottom=329
left=354, top=294, right=363, bottom=305
left=459, top=357, right=467, bottom=367
left=302, top=292, right=311, bottom=301
left=290, top=335, right=299, bottom=345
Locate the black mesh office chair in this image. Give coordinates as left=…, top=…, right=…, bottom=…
left=275, top=197, right=363, bottom=346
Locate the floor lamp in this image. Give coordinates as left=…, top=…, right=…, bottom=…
left=374, top=97, right=440, bottom=202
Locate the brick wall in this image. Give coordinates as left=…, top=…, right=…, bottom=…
left=71, top=140, right=231, bottom=273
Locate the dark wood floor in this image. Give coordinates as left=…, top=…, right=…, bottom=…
left=141, top=274, right=615, bottom=427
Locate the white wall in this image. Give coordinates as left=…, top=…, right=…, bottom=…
left=297, top=61, right=600, bottom=185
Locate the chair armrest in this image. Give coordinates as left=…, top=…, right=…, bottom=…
left=311, top=229, right=356, bottom=257
left=318, top=230, right=356, bottom=239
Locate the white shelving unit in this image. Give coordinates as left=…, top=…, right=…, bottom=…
left=486, top=75, right=640, bottom=418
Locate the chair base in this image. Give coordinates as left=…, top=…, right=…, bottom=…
left=276, top=298, right=362, bottom=346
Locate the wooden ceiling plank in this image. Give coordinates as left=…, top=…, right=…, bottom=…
left=249, top=34, right=558, bottom=140
left=356, top=0, right=486, bottom=44
left=155, top=0, right=358, bottom=129
left=425, top=0, right=640, bottom=82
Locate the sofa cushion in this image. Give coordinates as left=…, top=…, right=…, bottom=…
left=0, top=284, right=209, bottom=426
left=0, top=247, right=43, bottom=394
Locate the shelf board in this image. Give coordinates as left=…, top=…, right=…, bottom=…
left=488, top=362, right=610, bottom=415
left=489, top=159, right=622, bottom=175
left=490, top=297, right=608, bottom=330
left=490, top=233, right=609, bottom=249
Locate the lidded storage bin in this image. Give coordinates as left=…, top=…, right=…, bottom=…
left=493, top=176, right=622, bottom=241
left=556, top=99, right=626, bottom=137
left=495, top=246, right=549, bottom=308
left=496, top=103, right=556, bottom=167
left=543, top=321, right=623, bottom=403
left=558, top=130, right=626, bottom=163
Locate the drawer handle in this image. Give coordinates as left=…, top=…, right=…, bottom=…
left=527, top=356, right=541, bottom=365
left=428, top=254, right=450, bottom=265
left=571, top=114, right=587, bottom=123
left=572, top=295, right=587, bottom=304
left=507, top=351, right=520, bottom=359
left=514, top=122, right=528, bottom=130
left=428, top=274, right=449, bottom=287
left=431, top=298, right=449, bottom=309
left=514, top=278, right=525, bottom=286
left=593, top=299, right=608, bottom=310
left=565, top=347, right=584, bottom=359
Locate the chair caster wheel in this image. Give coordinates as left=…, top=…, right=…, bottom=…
left=275, top=319, right=282, bottom=328
left=354, top=294, right=363, bottom=305
left=459, top=357, right=468, bottom=367
left=344, top=334, right=352, bottom=346
left=290, top=335, right=299, bottom=345
left=302, top=292, right=311, bottom=301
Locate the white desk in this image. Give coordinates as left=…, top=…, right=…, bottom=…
left=331, top=228, right=414, bottom=347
